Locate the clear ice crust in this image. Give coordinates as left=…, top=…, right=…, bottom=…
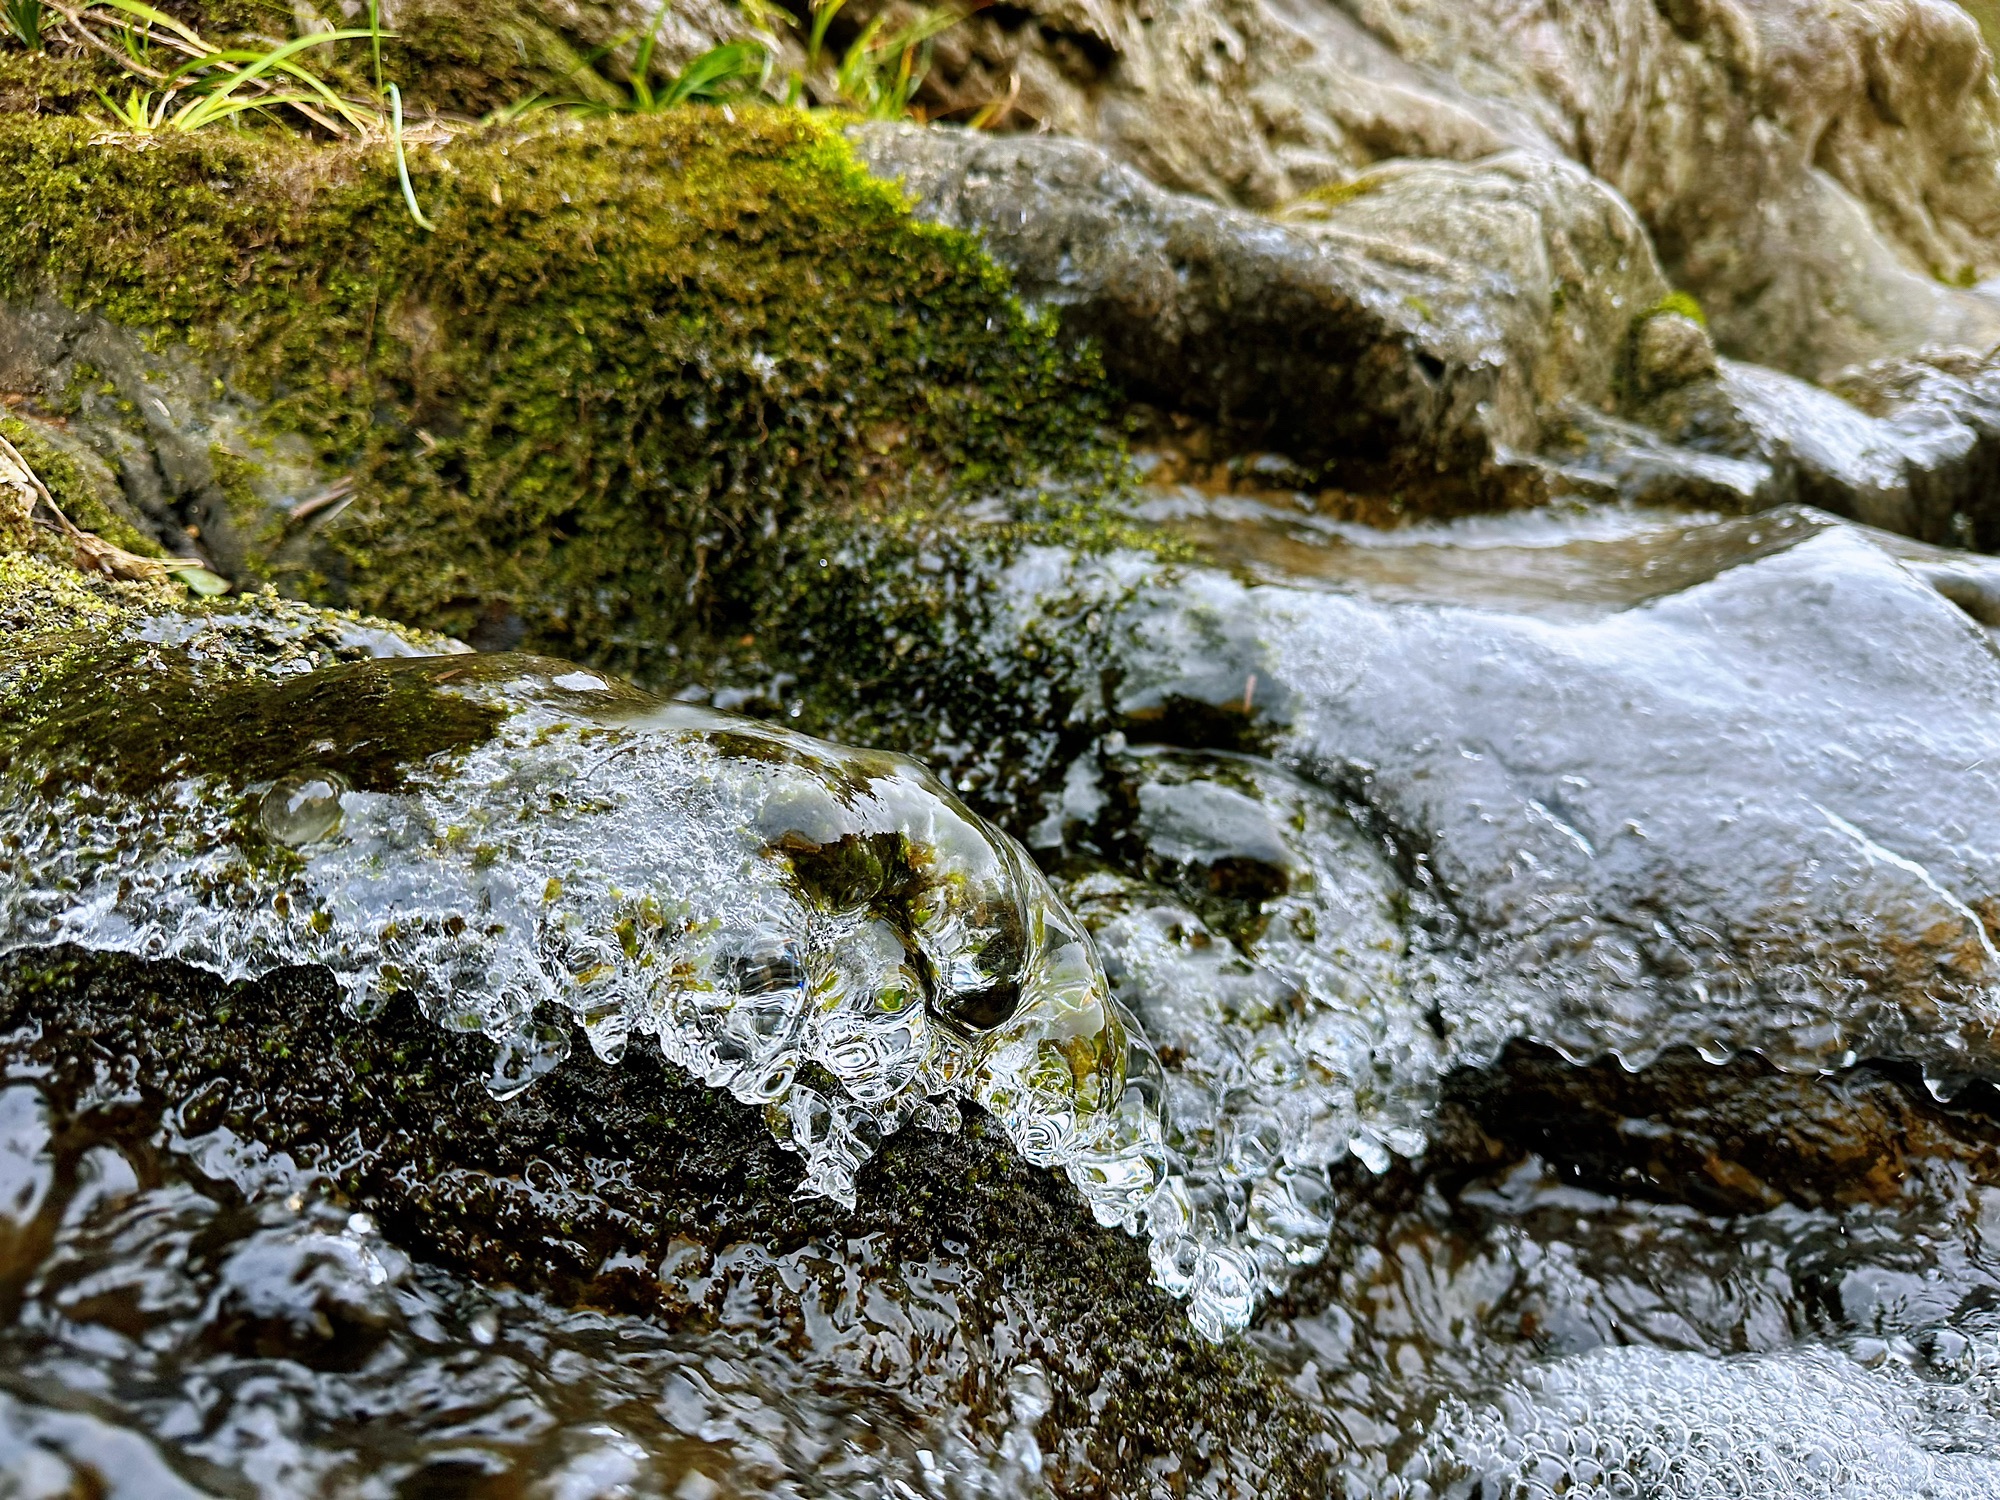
left=0, top=627, right=1259, bottom=1337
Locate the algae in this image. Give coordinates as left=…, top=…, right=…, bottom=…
left=0, top=647, right=504, bottom=797
left=1641, top=289, right=1708, bottom=328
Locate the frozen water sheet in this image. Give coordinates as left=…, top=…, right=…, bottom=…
left=0, top=627, right=1257, bottom=1335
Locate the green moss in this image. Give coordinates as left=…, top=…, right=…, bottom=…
left=0, top=52, right=109, bottom=117
left=1, top=645, right=504, bottom=797
left=374, top=0, right=627, bottom=117
left=206, top=440, right=280, bottom=577
left=0, top=414, right=164, bottom=557
left=1291, top=175, right=1380, bottom=211
left=1642, top=289, right=1708, bottom=328
left=684, top=489, right=1182, bottom=829
left=0, top=547, right=144, bottom=634
left=0, top=107, right=1115, bottom=681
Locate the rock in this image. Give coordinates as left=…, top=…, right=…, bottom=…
left=854, top=120, right=2000, bottom=540
left=0, top=544, right=1228, bottom=1309
left=767, top=501, right=2000, bottom=1207
left=915, top=0, right=2000, bottom=379
left=1096, top=505, right=2000, bottom=1086
left=0, top=110, right=1112, bottom=672
left=0, top=948, right=1330, bottom=1496
left=1628, top=308, right=1717, bottom=396
left=854, top=122, right=1672, bottom=504
left=0, top=526, right=1331, bottom=1489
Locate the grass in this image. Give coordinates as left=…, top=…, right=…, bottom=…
left=776, top=0, right=964, bottom=119
left=32, top=0, right=440, bottom=221
left=12, top=0, right=1008, bottom=137
left=96, top=26, right=378, bottom=133
left=591, top=6, right=765, bottom=113
left=3, top=0, right=43, bottom=51
left=489, top=0, right=992, bottom=127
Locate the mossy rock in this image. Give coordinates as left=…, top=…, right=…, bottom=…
left=0, top=106, right=1114, bottom=681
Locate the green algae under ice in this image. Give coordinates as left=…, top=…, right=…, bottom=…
left=0, top=614, right=1260, bottom=1338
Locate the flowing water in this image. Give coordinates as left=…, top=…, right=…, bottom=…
left=11, top=481, right=2000, bottom=1495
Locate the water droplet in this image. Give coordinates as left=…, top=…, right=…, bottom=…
left=259, top=771, right=349, bottom=847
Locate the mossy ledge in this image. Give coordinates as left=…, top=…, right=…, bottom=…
left=0, top=107, right=1115, bottom=681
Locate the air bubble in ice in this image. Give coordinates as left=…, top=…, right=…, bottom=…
left=260, top=771, right=349, bottom=847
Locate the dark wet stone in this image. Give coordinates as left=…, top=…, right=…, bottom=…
left=0, top=947, right=1332, bottom=1498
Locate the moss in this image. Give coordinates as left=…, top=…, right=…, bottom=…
left=206, top=440, right=281, bottom=577
left=680, top=490, right=1182, bottom=831
left=1289, top=175, right=1380, bottom=211
left=1, top=646, right=505, bottom=797
left=0, top=52, right=109, bottom=117
left=1642, top=289, right=1708, bottom=328
left=0, top=413, right=165, bottom=557
left=0, top=107, right=1115, bottom=681
left=374, top=0, right=628, bottom=117
left=0, top=546, right=148, bottom=634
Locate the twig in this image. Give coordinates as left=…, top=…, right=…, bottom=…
left=286, top=475, right=356, bottom=523
left=0, top=429, right=190, bottom=585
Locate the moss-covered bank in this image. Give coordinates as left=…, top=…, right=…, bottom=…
left=0, top=106, right=1115, bottom=679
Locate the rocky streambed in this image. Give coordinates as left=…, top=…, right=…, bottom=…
left=11, top=1, right=2000, bottom=1495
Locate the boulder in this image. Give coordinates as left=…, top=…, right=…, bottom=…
left=916, top=0, right=2000, bottom=379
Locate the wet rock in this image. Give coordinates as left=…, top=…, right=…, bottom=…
left=0, top=947, right=1331, bottom=1497
left=202, top=1214, right=410, bottom=1369
left=852, top=121, right=2000, bottom=540
left=779, top=501, right=2000, bottom=1183
left=1628, top=308, right=1717, bottom=398
left=1089, top=504, right=2000, bottom=1085
left=854, top=122, right=1670, bottom=503
left=1613, top=351, right=2000, bottom=545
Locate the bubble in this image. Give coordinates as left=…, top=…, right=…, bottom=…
left=259, top=771, right=349, bottom=846
left=1406, top=1343, right=2000, bottom=1499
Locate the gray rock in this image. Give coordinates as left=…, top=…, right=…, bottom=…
left=919, top=0, right=2000, bottom=379
left=854, top=123, right=1671, bottom=503
left=0, top=294, right=332, bottom=580
left=855, top=121, right=2000, bottom=538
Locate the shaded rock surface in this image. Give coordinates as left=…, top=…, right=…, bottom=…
left=854, top=119, right=2000, bottom=545
left=853, top=122, right=1669, bottom=502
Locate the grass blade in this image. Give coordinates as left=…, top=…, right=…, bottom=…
left=660, top=39, right=764, bottom=107
left=390, top=83, right=433, bottom=231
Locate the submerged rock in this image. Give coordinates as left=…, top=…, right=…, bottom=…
left=0, top=948, right=1328, bottom=1497
left=742, top=497, right=2000, bottom=1302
